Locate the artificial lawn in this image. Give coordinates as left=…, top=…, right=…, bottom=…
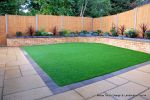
left=23, top=43, right=150, bottom=86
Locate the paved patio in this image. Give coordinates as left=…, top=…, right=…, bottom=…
left=0, top=47, right=150, bottom=100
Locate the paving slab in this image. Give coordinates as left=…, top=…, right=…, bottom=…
left=131, top=96, right=146, bottom=100
left=5, top=65, right=19, bottom=70
left=140, top=89, right=150, bottom=100
left=0, top=75, right=4, bottom=88
left=20, top=64, right=34, bottom=71
left=106, top=82, right=147, bottom=100
left=137, top=64, right=150, bottom=73
left=6, top=61, right=27, bottom=67
left=3, top=87, right=52, bottom=100
left=5, top=69, right=22, bottom=79
left=0, top=69, right=4, bottom=76
left=75, top=80, right=116, bottom=99
left=0, top=88, right=2, bottom=100
left=87, top=94, right=114, bottom=100
left=22, top=70, right=37, bottom=76
left=119, top=70, right=150, bottom=87
left=3, top=75, right=46, bottom=95
left=40, top=90, right=84, bottom=100
left=106, top=76, right=128, bottom=85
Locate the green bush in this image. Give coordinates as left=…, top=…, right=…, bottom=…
left=97, top=30, right=103, bottom=34
left=16, top=31, right=22, bottom=37
left=110, top=27, right=118, bottom=37
left=145, top=30, right=150, bottom=39
left=81, top=30, right=88, bottom=34
left=124, top=28, right=137, bottom=38
left=59, top=29, right=71, bottom=37
left=35, top=28, right=50, bottom=36
left=103, top=32, right=110, bottom=36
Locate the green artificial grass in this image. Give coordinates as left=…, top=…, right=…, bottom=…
left=23, top=43, right=150, bottom=86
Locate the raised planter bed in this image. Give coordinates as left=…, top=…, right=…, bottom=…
left=7, top=37, right=150, bottom=54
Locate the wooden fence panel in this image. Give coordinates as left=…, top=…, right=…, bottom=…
left=8, top=15, right=16, bottom=36
left=118, top=10, right=134, bottom=29
left=83, top=17, right=93, bottom=31
left=136, top=4, right=150, bottom=37
left=63, top=16, right=83, bottom=32
left=7, top=15, right=36, bottom=37
left=93, top=18, right=100, bottom=31
left=101, top=15, right=116, bottom=33
left=0, top=16, right=6, bottom=34
left=38, top=15, right=61, bottom=32
left=0, top=34, right=7, bottom=46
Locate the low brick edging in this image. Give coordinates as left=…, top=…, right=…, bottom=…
left=7, top=37, right=150, bottom=53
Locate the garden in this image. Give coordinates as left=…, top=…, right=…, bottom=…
left=16, top=24, right=150, bottom=39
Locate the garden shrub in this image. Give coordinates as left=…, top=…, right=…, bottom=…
left=110, top=27, right=118, bottom=37
left=92, top=32, right=99, bottom=36
left=97, top=30, right=103, bottom=36
left=103, top=32, right=110, bottom=36
left=145, top=30, right=150, bottom=39
left=16, top=31, right=22, bottom=37
left=59, top=29, right=71, bottom=37
left=35, top=28, right=51, bottom=36
left=81, top=30, right=88, bottom=34
left=124, top=28, right=137, bottom=38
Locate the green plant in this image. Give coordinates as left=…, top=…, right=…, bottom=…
left=27, top=26, right=34, bottom=36
left=35, top=28, right=50, bottom=36
left=103, top=32, right=110, bottom=36
left=16, top=31, right=22, bottom=37
left=81, top=30, right=88, bottom=34
left=35, top=31, right=42, bottom=36
left=110, top=27, right=118, bottom=37
left=119, top=25, right=125, bottom=36
left=140, top=24, right=148, bottom=38
left=145, top=30, right=150, bottom=39
left=97, top=30, right=103, bottom=34
left=59, top=29, right=71, bottom=37
left=124, top=28, right=137, bottom=38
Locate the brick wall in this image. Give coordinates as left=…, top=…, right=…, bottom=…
left=7, top=37, right=150, bottom=54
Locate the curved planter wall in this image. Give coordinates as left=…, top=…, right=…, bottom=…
left=7, top=37, right=150, bottom=54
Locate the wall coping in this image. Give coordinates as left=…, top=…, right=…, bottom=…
left=8, top=36, right=150, bottom=43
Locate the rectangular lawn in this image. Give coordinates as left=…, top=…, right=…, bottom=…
left=23, top=43, right=150, bottom=86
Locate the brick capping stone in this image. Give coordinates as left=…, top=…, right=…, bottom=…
left=7, top=37, right=150, bottom=53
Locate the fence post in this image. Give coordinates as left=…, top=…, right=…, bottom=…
left=5, top=14, right=8, bottom=35
left=36, top=15, right=38, bottom=31
left=134, top=8, right=138, bottom=30
left=100, top=17, right=102, bottom=31
left=91, top=18, right=93, bottom=31
left=115, top=14, right=118, bottom=30
left=61, top=15, right=64, bottom=30
left=82, top=16, right=84, bottom=31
